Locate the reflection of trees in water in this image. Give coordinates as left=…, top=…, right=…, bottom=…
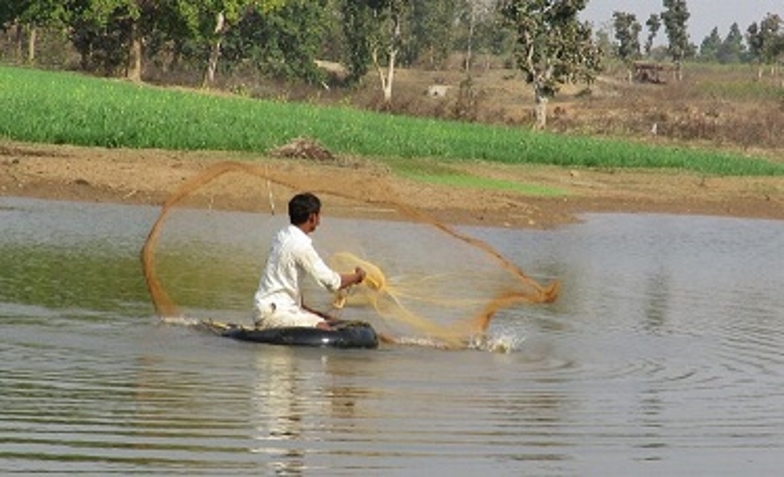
left=636, top=270, right=670, bottom=460
left=642, top=270, right=671, bottom=334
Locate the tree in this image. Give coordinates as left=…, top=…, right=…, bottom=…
left=459, top=0, right=483, bottom=71
left=375, top=0, right=411, bottom=104
left=698, top=27, right=721, bottom=62
left=471, top=1, right=514, bottom=62
left=0, top=0, right=18, bottom=27
left=65, top=0, right=177, bottom=81
left=0, top=0, right=25, bottom=60
left=221, top=0, right=328, bottom=83
left=340, top=0, right=375, bottom=84
left=747, top=13, right=784, bottom=78
left=340, top=0, right=410, bottom=104
left=198, top=1, right=247, bottom=87
left=612, top=11, right=641, bottom=81
left=66, top=0, right=137, bottom=76
left=144, top=0, right=201, bottom=71
left=661, top=0, right=690, bottom=81
left=500, top=0, right=601, bottom=130
left=403, top=0, right=462, bottom=69
left=125, top=0, right=153, bottom=82
left=718, top=23, right=745, bottom=64
left=195, top=0, right=287, bottom=87
left=1, top=0, right=67, bottom=63
left=593, top=26, right=613, bottom=64
left=644, top=13, right=661, bottom=57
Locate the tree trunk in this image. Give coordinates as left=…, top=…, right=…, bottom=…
left=464, top=9, right=475, bottom=72
left=169, top=40, right=183, bottom=72
left=14, top=23, right=23, bottom=61
left=203, top=38, right=222, bottom=86
left=372, top=10, right=400, bottom=105
left=26, top=26, right=36, bottom=64
left=202, top=12, right=226, bottom=88
left=126, top=20, right=142, bottom=82
left=534, top=87, right=548, bottom=130
left=383, top=53, right=396, bottom=103
left=372, top=46, right=395, bottom=104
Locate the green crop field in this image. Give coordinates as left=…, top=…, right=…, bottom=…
left=2, top=65, right=783, bottom=177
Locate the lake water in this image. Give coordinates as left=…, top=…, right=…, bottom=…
left=2, top=197, right=783, bottom=475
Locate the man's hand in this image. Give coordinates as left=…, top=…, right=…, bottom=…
left=339, top=267, right=367, bottom=290
left=355, top=267, right=366, bottom=284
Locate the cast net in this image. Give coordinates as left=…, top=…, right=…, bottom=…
left=141, top=159, right=559, bottom=349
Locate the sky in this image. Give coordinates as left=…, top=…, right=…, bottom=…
left=580, top=0, right=783, bottom=43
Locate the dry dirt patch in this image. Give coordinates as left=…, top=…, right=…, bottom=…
left=2, top=141, right=783, bottom=228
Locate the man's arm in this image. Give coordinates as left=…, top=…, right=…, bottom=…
left=298, top=243, right=365, bottom=291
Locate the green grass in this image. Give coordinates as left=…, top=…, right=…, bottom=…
left=2, top=65, right=783, bottom=177
left=407, top=172, right=568, bottom=196
left=387, top=157, right=568, bottom=195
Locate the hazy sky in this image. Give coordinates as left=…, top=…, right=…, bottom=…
left=580, top=0, right=783, bottom=43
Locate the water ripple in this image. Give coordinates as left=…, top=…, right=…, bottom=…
left=3, top=202, right=784, bottom=474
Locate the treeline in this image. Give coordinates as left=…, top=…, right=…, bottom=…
left=698, top=15, right=784, bottom=67
left=0, top=0, right=506, bottom=86
left=3, top=1, right=783, bottom=87
left=609, top=7, right=784, bottom=69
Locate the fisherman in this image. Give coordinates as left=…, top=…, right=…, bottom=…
left=253, top=192, right=366, bottom=330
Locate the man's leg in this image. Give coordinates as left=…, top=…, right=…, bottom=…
left=261, top=306, right=328, bottom=329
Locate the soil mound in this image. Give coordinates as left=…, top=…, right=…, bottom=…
left=270, top=137, right=336, bottom=162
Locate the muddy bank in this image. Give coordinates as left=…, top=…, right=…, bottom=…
left=2, top=141, right=783, bottom=228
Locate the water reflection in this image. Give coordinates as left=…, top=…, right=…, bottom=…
left=642, top=271, right=669, bottom=334
left=252, top=348, right=307, bottom=474
left=634, top=388, right=666, bottom=463
left=249, top=348, right=386, bottom=474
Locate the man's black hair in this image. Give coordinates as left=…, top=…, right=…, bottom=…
left=288, top=192, right=321, bottom=225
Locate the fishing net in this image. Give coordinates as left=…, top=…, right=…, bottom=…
left=141, top=160, right=559, bottom=349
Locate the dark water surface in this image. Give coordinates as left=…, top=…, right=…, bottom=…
left=2, top=197, right=783, bottom=475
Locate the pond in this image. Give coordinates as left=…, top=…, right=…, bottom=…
left=2, top=197, right=783, bottom=475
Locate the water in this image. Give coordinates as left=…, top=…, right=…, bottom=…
left=2, top=197, right=783, bottom=475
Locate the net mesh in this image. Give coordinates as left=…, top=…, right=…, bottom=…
left=141, top=161, right=559, bottom=349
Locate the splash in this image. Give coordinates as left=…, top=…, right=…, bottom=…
left=141, top=161, right=559, bottom=349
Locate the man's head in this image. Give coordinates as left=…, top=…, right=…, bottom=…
left=288, top=192, right=321, bottom=231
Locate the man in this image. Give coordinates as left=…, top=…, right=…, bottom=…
left=253, top=192, right=366, bottom=330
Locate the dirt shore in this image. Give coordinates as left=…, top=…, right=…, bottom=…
left=2, top=141, right=783, bottom=228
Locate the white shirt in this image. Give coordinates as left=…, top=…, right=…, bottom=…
left=254, top=224, right=341, bottom=314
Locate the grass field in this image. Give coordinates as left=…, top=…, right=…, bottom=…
left=2, top=65, right=783, bottom=177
